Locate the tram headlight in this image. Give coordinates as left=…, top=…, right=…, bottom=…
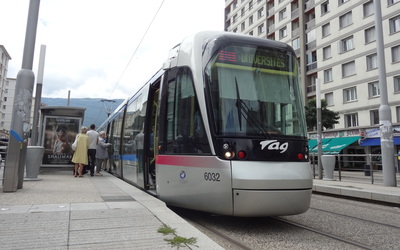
left=224, top=151, right=235, bottom=159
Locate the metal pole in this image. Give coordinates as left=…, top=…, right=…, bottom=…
left=31, top=45, right=46, bottom=146
left=316, top=79, right=323, bottom=179
left=67, top=90, right=70, bottom=106
left=374, top=0, right=396, bottom=186
left=3, top=0, right=41, bottom=192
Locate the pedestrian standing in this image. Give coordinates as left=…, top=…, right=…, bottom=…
left=72, top=126, right=90, bottom=177
left=86, top=124, right=99, bottom=176
left=95, top=131, right=111, bottom=175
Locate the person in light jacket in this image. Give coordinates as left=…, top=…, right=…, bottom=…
left=95, top=131, right=111, bottom=176
left=72, top=126, right=90, bottom=177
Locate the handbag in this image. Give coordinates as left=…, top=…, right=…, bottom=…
left=72, top=134, right=79, bottom=151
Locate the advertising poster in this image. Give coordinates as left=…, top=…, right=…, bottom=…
left=42, top=116, right=81, bottom=165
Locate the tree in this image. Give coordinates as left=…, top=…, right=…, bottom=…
left=305, top=98, right=340, bottom=131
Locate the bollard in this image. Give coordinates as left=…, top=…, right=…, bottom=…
left=24, top=146, right=44, bottom=181
left=321, top=155, right=336, bottom=181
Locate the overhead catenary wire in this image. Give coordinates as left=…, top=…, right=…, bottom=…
left=108, top=0, right=166, bottom=99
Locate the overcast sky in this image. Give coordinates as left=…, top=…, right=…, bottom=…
left=0, top=0, right=224, bottom=99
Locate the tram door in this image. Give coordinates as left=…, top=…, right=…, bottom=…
left=144, top=81, right=160, bottom=190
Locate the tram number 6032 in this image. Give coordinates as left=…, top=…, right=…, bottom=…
left=204, top=172, right=220, bottom=182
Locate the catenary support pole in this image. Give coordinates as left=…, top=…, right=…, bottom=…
left=316, top=79, right=323, bottom=179
left=3, top=0, right=41, bottom=192
left=31, top=45, right=46, bottom=146
left=374, top=0, right=396, bottom=186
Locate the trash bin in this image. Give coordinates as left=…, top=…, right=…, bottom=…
left=364, top=164, right=371, bottom=176
left=24, top=146, right=44, bottom=181
left=321, top=155, right=335, bottom=180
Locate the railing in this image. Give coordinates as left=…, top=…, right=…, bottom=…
left=310, top=154, right=400, bottom=185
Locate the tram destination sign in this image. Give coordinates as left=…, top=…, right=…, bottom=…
left=217, top=47, right=290, bottom=72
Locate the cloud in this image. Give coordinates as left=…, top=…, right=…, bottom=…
left=1, top=0, right=224, bottom=99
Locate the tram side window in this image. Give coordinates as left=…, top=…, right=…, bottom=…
left=164, top=67, right=210, bottom=154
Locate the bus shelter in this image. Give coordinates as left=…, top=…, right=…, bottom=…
left=39, top=106, right=85, bottom=167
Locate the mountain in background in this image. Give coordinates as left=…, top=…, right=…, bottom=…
left=41, top=98, right=124, bottom=127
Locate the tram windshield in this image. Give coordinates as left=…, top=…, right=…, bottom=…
left=205, top=45, right=307, bottom=138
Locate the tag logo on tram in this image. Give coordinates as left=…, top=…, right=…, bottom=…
left=260, top=140, right=288, bottom=153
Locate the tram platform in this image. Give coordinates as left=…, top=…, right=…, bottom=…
left=312, top=171, right=400, bottom=205
left=0, top=167, right=223, bottom=250
left=0, top=167, right=399, bottom=249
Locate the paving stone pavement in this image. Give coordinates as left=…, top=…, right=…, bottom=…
left=0, top=168, right=223, bottom=250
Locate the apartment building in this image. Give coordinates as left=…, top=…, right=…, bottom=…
left=0, top=45, right=12, bottom=134
left=0, top=78, right=16, bottom=133
left=224, top=0, right=400, bottom=156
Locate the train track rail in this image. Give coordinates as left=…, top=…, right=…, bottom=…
left=272, top=217, right=372, bottom=250
left=173, top=194, right=399, bottom=249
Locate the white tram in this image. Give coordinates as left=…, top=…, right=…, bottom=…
left=98, top=31, right=313, bottom=217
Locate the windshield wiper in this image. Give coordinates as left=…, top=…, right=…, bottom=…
left=235, top=77, right=271, bottom=139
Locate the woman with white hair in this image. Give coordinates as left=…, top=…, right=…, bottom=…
left=72, top=126, right=90, bottom=177
left=95, top=131, right=111, bottom=175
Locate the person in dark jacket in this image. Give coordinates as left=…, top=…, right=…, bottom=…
left=95, top=131, right=111, bottom=176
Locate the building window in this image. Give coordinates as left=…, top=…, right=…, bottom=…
left=233, top=14, right=238, bottom=24
left=279, top=8, right=287, bottom=21
left=339, top=36, right=354, bottom=53
left=394, top=76, right=400, bottom=92
left=322, top=23, right=330, bottom=37
left=258, top=23, right=265, bottom=35
left=389, top=0, right=400, bottom=5
left=258, top=7, right=264, bottom=19
left=344, top=113, right=358, bottom=128
left=364, top=26, right=376, bottom=44
left=306, top=51, right=317, bottom=65
left=3, top=97, right=7, bottom=102
left=241, top=7, right=245, bottom=17
left=2, top=105, right=6, bottom=110
left=342, top=61, right=356, bottom=77
left=370, top=110, right=379, bottom=125
left=368, top=81, right=380, bottom=97
left=249, top=31, right=253, bottom=36
left=323, top=46, right=332, bottom=60
left=343, top=87, right=357, bottom=103
left=241, top=22, right=245, bottom=31
left=324, top=68, right=333, bottom=83
left=339, top=12, right=352, bottom=29
left=292, top=38, right=300, bottom=50
left=321, top=1, right=329, bottom=15
left=249, top=0, right=254, bottom=10
left=367, top=53, right=378, bottom=70
left=392, top=45, right=400, bottom=63
left=397, top=106, right=400, bottom=123
left=389, top=15, right=400, bottom=34
left=363, top=1, right=374, bottom=17
left=233, top=28, right=238, bottom=33
left=279, top=26, right=287, bottom=39
left=339, top=0, right=350, bottom=5
left=232, top=0, right=238, bottom=10
left=249, top=15, right=253, bottom=25
left=325, top=92, right=334, bottom=106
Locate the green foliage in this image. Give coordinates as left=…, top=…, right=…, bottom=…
left=158, top=224, right=176, bottom=235
left=157, top=224, right=198, bottom=249
left=305, top=98, right=340, bottom=131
